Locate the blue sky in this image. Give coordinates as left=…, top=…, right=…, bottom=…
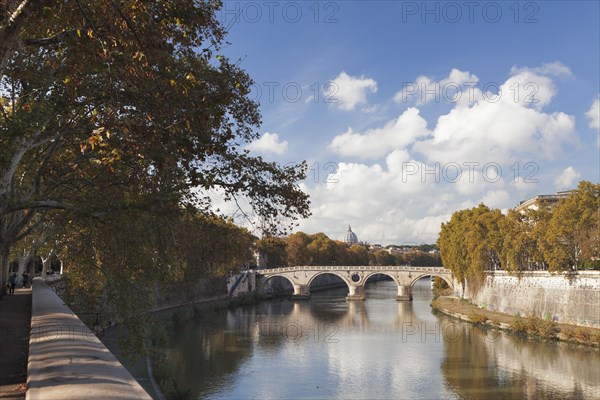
left=214, top=0, right=600, bottom=244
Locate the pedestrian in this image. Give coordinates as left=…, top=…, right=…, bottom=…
left=22, top=272, right=29, bottom=288
left=8, top=272, right=17, bottom=295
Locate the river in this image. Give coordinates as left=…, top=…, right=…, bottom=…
left=156, top=278, right=598, bottom=399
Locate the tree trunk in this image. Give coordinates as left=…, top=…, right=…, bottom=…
left=41, top=249, right=55, bottom=276
left=0, top=245, right=9, bottom=298
left=0, top=0, right=31, bottom=77
left=16, top=250, right=32, bottom=286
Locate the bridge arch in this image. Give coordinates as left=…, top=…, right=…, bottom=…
left=306, top=271, right=351, bottom=292
left=409, top=273, right=453, bottom=289
left=263, top=274, right=296, bottom=288
left=362, top=271, right=400, bottom=287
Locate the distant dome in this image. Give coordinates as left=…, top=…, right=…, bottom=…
left=344, top=225, right=358, bottom=245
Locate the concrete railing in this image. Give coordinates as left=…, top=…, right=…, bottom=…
left=27, top=278, right=151, bottom=400
left=259, top=265, right=451, bottom=274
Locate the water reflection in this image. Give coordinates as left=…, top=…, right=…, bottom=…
left=162, top=279, right=599, bottom=399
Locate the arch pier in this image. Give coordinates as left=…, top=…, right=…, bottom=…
left=258, top=266, right=454, bottom=301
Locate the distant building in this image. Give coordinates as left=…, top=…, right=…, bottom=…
left=344, top=225, right=359, bottom=245
left=514, top=190, right=573, bottom=213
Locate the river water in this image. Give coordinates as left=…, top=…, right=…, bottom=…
left=160, top=278, right=599, bottom=399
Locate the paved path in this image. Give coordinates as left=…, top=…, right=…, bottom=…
left=0, top=288, right=32, bottom=400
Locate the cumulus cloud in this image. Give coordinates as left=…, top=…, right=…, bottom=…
left=395, top=64, right=569, bottom=109
left=325, top=71, right=377, bottom=111
left=245, top=132, right=288, bottom=154
left=394, top=68, right=479, bottom=105
left=554, top=166, right=580, bottom=190
left=480, top=189, right=511, bottom=209
left=412, top=67, right=576, bottom=165
left=328, top=107, right=430, bottom=158
left=297, top=65, right=580, bottom=244
left=586, top=98, right=599, bottom=130
left=510, top=61, right=572, bottom=77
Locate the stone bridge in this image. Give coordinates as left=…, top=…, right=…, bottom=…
left=257, top=266, right=454, bottom=301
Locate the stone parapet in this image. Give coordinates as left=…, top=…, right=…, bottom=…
left=27, top=278, right=151, bottom=400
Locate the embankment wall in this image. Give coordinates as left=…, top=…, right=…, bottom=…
left=465, top=271, right=600, bottom=328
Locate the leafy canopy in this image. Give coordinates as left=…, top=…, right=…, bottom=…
left=0, top=1, right=311, bottom=296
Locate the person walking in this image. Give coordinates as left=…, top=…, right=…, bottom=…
left=8, top=273, right=17, bottom=295
left=22, top=272, right=30, bottom=288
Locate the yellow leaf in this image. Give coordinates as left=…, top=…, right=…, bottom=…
left=87, top=29, right=93, bottom=38
left=170, top=79, right=176, bottom=87
left=77, top=29, right=81, bottom=37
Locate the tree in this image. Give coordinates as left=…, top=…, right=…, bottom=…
left=0, top=1, right=310, bottom=294
left=255, top=236, right=287, bottom=268
left=285, top=232, right=312, bottom=266
left=438, top=204, right=505, bottom=293
left=174, top=212, right=254, bottom=293
left=465, top=205, right=504, bottom=273
left=501, top=210, right=532, bottom=271
left=371, top=249, right=395, bottom=266
left=438, top=208, right=472, bottom=293
left=307, top=233, right=338, bottom=265
left=346, top=243, right=370, bottom=266
left=542, top=181, right=599, bottom=270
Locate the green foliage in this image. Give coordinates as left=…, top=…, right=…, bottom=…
left=256, top=231, right=441, bottom=267
left=542, top=181, right=600, bottom=271
left=573, top=326, right=590, bottom=342
left=438, top=204, right=502, bottom=290
left=175, top=212, right=255, bottom=280
left=468, top=313, right=487, bottom=324
left=433, top=276, right=449, bottom=290
left=1, top=0, right=310, bottom=297
left=432, top=276, right=451, bottom=298
left=150, top=348, right=174, bottom=396
left=438, top=182, right=600, bottom=282
left=512, top=314, right=557, bottom=339
left=255, top=236, right=287, bottom=268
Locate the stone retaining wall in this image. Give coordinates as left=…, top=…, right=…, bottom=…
left=466, top=271, right=600, bottom=328
left=27, top=278, right=151, bottom=400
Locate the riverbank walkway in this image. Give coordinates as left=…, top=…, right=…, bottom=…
left=0, top=287, right=31, bottom=400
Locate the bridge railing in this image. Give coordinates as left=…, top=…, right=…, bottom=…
left=257, top=265, right=451, bottom=274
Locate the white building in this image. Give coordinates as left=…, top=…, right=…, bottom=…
left=344, top=225, right=358, bottom=245
left=514, top=190, right=573, bottom=213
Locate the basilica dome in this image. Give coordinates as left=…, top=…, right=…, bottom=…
left=344, top=225, right=358, bottom=245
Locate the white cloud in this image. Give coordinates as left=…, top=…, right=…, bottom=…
left=586, top=98, right=599, bottom=130
left=297, top=65, right=579, bottom=244
left=502, top=69, right=557, bottom=109
left=554, top=166, right=580, bottom=190
left=245, top=132, right=288, bottom=155
left=511, top=176, right=538, bottom=194
left=480, top=189, right=511, bottom=209
left=328, top=107, right=430, bottom=158
left=325, top=71, right=377, bottom=111
left=394, top=68, right=479, bottom=105
left=412, top=67, right=576, bottom=166
left=395, top=64, right=569, bottom=109
left=510, top=61, right=572, bottom=77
